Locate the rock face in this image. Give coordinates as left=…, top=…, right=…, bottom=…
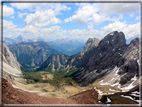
left=37, top=54, right=67, bottom=72
left=71, top=31, right=140, bottom=87
left=0, top=43, right=21, bottom=71
left=37, top=37, right=100, bottom=72
left=81, top=37, right=100, bottom=55
left=0, top=43, right=22, bottom=83
left=118, top=38, right=139, bottom=85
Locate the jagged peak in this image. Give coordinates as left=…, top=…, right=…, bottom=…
left=99, top=31, right=126, bottom=47
left=129, top=37, right=139, bottom=46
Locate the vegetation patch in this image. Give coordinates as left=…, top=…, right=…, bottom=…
left=65, top=67, right=76, bottom=77
left=22, top=71, right=77, bottom=89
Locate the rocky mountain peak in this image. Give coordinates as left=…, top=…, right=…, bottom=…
left=129, top=37, right=139, bottom=46
left=99, top=31, right=126, bottom=51
left=14, top=35, right=24, bottom=42
left=81, top=37, right=100, bottom=55
left=70, top=31, right=139, bottom=87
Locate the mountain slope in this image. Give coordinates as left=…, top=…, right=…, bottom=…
left=81, top=37, right=100, bottom=55
left=3, top=78, right=100, bottom=104
left=37, top=54, right=68, bottom=72
left=0, top=43, right=21, bottom=71
left=9, top=41, right=60, bottom=71
left=36, top=31, right=140, bottom=92
left=0, top=43, right=22, bottom=84
left=70, top=31, right=140, bottom=89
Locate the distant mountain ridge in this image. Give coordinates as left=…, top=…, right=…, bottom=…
left=3, top=35, right=46, bottom=46
left=9, top=41, right=60, bottom=71
left=48, top=38, right=85, bottom=55
left=4, top=36, right=85, bottom=55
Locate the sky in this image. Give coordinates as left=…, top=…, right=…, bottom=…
left=2, top=1, right=140, bottom=42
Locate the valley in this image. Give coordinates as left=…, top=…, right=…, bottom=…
left=1, top=31, right=141, bottom=105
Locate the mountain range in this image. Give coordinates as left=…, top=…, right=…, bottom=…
left=9, top=41, right=60, bottom=72
left=36, top=31, right=140, bottom=91
left=4, top=36, right=85, bottom=56
left=48, top=38, right=85, bottom=55
left=1, top=30, right=141, bottom=104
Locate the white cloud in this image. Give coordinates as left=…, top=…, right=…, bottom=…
left=130, top=14, right=133, bottom=17
left=24, top=10, right=62, bottom=27
left=10, top=16, right=14, bottom=19
left=64, top=4, right=99, bottom=24
left=64, top=3, right=124, bottom=25
left=18, top=12, right=28, bottom=18
left=101, top=21, right=140, bottom=39
left=67, top=21, right=140, bottom=41
left=16, top=25, right=39, bottom=35
left=68, top=24, right=102, bottom=40
left=11, top=3, right=40, bottom=10
left=135, top=16, right=140, bottom=20
left=36, top=26, right=67, bottom=40
left=90, top=13, right=123, bottom=25
left=3, top=20, right=17, bottom=32
left=3, top=5, right=14, bottom=17
left=23, top=3, right=71, bottom=27
left=100, top=3, right=140, bottom=15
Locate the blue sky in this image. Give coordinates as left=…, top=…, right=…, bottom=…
left=3, top=2, right=140, bottom=42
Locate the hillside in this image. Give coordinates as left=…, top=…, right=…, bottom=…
left=71, top=31, right=140, bottom=88
left=2, top=78, right=99, bottom=104
left=0, top=43, right=22, bottom=84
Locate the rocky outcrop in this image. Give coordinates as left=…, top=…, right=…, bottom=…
left=37, top=54, right=67, bottom=72
left=0, top=43, right=22, bottom=84
left=1, top=43, right=21, bottom=71
left=81, top=37, right=100, bottom=55
left=71, top=31, right=140, bottom=87
left=118, top=38, right=139, bottom=85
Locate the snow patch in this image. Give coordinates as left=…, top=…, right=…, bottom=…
left=121, top=94, right=141, bottom=103
left=107, top=92, right=114, bottom=94
left=110, top=32, right=114, bottom=35
left=98, top=101, right=101, bottom=103
left=120, top=75, right=138, bottom=92
left=137, top=60, right=140, bottom=65
left=109, top=88, right=116, bottom=91
left=121, top=95, right=134, bottom=100
left=118, top=53, right=122, bottom=56
left=99, top=66, right=120, bottom=86
left=132, top=91, right=140, bottom=94
left=107, top=97, right=111, bottom=102
left=130, top=93, right=140, bottom=97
